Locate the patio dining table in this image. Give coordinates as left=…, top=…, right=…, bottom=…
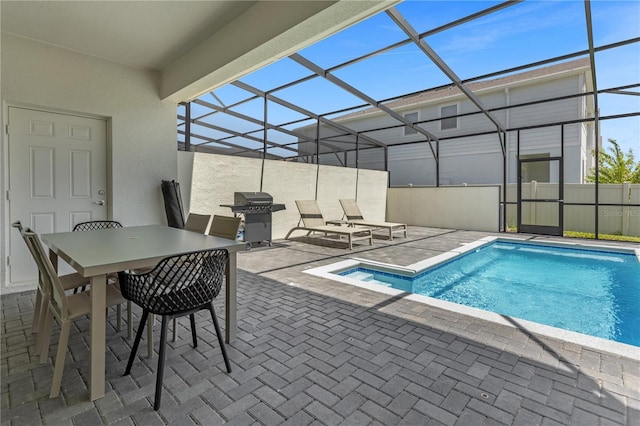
left=41, top=224, right=245, bottom=401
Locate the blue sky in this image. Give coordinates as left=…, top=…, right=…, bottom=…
left=189, top=0, right=639, bottom=157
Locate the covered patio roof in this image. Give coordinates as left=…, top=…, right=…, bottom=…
left=0, top=0, right=395, bottom=102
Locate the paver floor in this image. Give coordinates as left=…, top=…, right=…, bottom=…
left=2, top=227, right=638, bottom=425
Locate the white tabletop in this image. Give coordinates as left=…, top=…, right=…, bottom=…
left=42, top=224, right=246, bottom=277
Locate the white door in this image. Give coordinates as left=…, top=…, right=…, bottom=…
left=8, top=107, right=108, bottom=286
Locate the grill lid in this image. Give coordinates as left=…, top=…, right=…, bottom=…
left=234, top=191, right=273, bottom=206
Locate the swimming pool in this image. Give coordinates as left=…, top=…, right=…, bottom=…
left=305, top=237, right=640, bottom=355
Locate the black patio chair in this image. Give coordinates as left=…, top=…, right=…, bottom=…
left=72, top=220, right=123, bottom=293
left=118, top=248, right=232, bottom=410
left=72, top=220, right=123, bottom=232
left=71, top=220, right=131, bottom=335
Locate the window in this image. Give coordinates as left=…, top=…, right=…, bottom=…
left=440, top=104, right=458, bottom=130
left=403, top=112, right=418, bottom=136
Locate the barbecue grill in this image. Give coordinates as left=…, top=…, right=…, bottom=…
left=221, top=192, right=285, bottom=247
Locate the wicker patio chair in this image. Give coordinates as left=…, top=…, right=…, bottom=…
left=171, top=213, right=212, bottom=341
left=119, top=248, right=232, bottom=410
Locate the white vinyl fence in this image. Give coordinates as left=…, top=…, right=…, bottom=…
left=505, top=182, right=640, bottom=237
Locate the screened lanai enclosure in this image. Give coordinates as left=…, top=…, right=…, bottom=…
left=177, top=0, right=639, bottom=240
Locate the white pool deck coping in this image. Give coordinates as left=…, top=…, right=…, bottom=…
left=304, top=236, right=640, bottom=361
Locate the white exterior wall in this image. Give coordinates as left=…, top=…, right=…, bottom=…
left=388, top=142, right=436, bottom=186
left=1, top=34, right=177, bottom=291
left=313, top=147, right=386, bottom=171
left=508, top=78, right=581, bottom=126
left=299, top=72, right=590, bottom=186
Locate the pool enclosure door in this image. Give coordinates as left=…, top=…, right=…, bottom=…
left=517, top=157, right=563, bottom=236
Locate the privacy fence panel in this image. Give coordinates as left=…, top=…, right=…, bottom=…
left=630, top=185, right=640, bottom=236
left=504, top=183, right=639, bottom=237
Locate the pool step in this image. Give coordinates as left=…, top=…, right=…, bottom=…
left=349, top=271, right=375, bottom=281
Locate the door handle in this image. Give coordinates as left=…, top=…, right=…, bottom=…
left=93, top=200, right=105, bottom=206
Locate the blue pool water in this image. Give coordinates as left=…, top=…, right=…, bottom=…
left=339, top=241, right=640, bottom=346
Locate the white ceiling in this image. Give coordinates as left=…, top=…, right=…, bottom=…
left=0, top=0, right=257, bottom=71
left=1, top=1, right=396, bottom=101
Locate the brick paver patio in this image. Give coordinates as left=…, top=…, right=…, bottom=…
left=2, top=227, right=638, bottom=425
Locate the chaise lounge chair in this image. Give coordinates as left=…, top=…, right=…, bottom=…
left=285, top=200, right=373, bottom=250
left=339, top=199, right=407, bottom=240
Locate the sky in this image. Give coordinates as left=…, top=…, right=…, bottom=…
left=188, top=0, right=640, bottom=158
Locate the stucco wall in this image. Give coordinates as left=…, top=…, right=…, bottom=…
left=355, top=169, right=389, bottom=222
left=387, top=187, right=500, bottom=232
left=178, top=152, right=390, bottom=240
left=1, top=34, right=177, bottom=291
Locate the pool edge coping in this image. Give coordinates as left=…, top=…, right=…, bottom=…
left=303, top=237, right=640, bottom=361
